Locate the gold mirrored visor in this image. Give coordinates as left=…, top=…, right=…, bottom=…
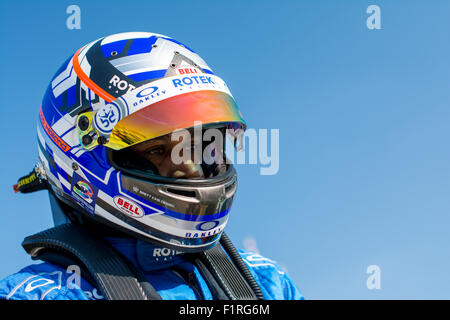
left=105, top=90, right=246, bottom=150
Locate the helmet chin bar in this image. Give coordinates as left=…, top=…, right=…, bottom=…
left=48, top=150, right=238, bottom=253
left=49, top=182, right=228, bottom=253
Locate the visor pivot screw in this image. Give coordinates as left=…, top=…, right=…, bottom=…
left=174, top=51, right=180, bottom=55
left=97, top=136, right=107, bottom=145
left=82, top=134, right=93, bottom=146
left=78, top=116, right=89, bottom=131
left=72, top=162, right=79, bottom=171
left=152, top=44, right=158, bottom=48
left=111, top=51, right=118, bottom=56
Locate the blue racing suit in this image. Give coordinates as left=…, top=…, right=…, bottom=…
left=0, top=237, right=303, bottom=300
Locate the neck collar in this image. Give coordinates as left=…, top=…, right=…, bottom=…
left=104, top=237, right=185, bottom=273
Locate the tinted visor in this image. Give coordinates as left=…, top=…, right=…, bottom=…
left=106, top=90, right=246, bottom=150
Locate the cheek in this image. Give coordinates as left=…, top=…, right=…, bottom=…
left=153, top=153, right=173, bottom=173
left=152, top=156, right=174, bottom=176
left=145, top=154, right=165, bottom=167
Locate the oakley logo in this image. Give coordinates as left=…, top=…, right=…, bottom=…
left=185, top=225, right=223, bottom=238
left=133, top=86, right=166, bottom=107
left=136, top=86, right=159, bottom=97
left=196, top=220, right=220, bottom=231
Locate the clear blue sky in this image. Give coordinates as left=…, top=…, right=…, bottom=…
left=1, top=0, right=450, bottom=299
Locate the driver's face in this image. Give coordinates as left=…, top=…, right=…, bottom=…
left=130, top=131, right=205, bottom=179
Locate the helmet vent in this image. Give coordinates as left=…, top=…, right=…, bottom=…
left=166, top=188, right=196, bottom=198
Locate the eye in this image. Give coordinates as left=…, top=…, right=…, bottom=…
left=145, top=146, right=165, bottom=156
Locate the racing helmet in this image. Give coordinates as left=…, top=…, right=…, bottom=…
left=37, top=32, right=246, bottom=252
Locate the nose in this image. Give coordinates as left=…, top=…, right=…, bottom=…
left=162, top=135, right=205, bottom=179
left=170, top=159, right=204, bottom=179
left=157, top=158, right=204, bottom=179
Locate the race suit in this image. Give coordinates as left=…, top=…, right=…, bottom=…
left=0, top=237, right=303, bottom=300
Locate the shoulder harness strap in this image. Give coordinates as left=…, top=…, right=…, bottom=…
left=22, top=223, right=161, bottom=300
left=190, top=232, right=265, bottom=300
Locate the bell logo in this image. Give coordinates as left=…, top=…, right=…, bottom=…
left=177, top=67, right=199, bottom=75
left=113, top=196, right=144, bottom=218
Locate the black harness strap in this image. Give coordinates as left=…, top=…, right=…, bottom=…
left=188, top=256, right=231, bottom=300
left=198, top=243, right=258, bottom=300
left=22, top=223, right=161, bottom=300
left=219, top=232, right=265, bottom=300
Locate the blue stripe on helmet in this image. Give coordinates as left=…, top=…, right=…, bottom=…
left=101, top=39, right=128, bottom=58
left=126, top=36, right=158, bottom=56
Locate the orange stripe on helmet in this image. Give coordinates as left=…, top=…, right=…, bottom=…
left=72, top=48, right=115, bottom=103
left=40, top=107, right=71, bottom=152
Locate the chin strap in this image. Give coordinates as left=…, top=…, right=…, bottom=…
left=13, top=164, right=48, bottom=194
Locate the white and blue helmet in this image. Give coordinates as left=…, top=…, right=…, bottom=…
left=37, top=32, right=246, bottom=252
